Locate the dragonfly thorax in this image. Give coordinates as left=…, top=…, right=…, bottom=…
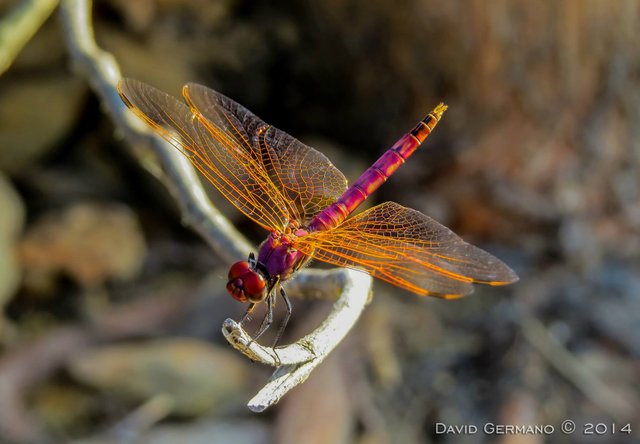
left=258, top=232, right=310, bottom=282
left=226, top=260, right=267, bottom=303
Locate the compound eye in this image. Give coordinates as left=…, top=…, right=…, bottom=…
left=244, top=272, right=266, bottom=301
left=228, top=261, right=251, bottom=280
left=226, top=280, right=248, bottom=302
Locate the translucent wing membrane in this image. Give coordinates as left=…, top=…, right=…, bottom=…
left=119, top=79, right=517, bottom=300
left=118, top=78, right=291, bottom=231
left=296, top=202, right=518, bottom=298
left=183, top=83, right=348, bottom=225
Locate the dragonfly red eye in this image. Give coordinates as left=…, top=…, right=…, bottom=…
left=228, top=261, right=251, bottom=280
left=226, top=280, right=247, bottom=302
left=227, top=261, right=266, bottom=303
left=243, top=272, right=266, bottom=301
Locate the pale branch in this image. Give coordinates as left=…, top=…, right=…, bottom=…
left=229, top=269, right=372, bottom=412
left=223, top=268, right=372, bottom=366
left=58, top=0, right=251, bottom=262
left=0, top=0, right=59, bottom=75
left=58, top=0, right=374, bottom=410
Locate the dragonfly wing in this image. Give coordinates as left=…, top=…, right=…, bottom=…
left=297, top=202, right=518, bottom=298
left=183, top=83, right=348, bottom=225
left=118, top=78, right=291, bottom=231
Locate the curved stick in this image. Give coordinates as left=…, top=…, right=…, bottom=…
left=222, top=268, right=372, bottom=411
left=59, top=0, right=374, bottom=411
left=58, top=0, right=251, bottom=262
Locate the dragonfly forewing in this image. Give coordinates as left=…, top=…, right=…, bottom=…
left=118, top=78, right=292, bottom=231
left=183, top=83, right=348, bottom=225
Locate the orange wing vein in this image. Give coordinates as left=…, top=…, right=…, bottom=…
left=118, top=78, right=289, bottom=231
left=182, top=82, right=348, bottom=225
left=296, top=202, right=519, bottom=298
left=118, top=79, right=348, bottom=231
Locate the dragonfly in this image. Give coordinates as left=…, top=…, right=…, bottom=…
left=117, top=78, right=518, bottom=344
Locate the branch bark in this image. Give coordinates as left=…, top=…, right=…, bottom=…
left=59, top=0, right=373, bottom=410
left=228, top=269, right=372, bottom=412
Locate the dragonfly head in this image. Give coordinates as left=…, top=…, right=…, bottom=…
left=226, top=259, right=267, bottom=303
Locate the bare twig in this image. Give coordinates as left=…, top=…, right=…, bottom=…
left=223, top=269, right=371, bottom=368
left=245, top=270, right=372, bottom=412
left=58, top=0, right=251, bottom=262
left=59, top=0, right=373, bottom=410
left=0, top=0, right=59, bottom=75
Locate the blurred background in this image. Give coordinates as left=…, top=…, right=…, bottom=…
left=0, top=0, right=639, bottom=443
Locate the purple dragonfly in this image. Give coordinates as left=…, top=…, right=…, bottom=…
left=118, top=79, right=518, bottom=342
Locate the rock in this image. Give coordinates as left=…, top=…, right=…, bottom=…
left=68, top=338, right=250, bottom=416
left=18, top=202, right=146, bottom=288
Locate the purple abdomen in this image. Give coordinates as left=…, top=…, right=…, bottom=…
left=308, top=103, right=447, bottom=232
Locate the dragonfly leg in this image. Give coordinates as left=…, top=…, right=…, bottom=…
left=252, top=291, right=275, bottom=342
left=271, top=286, right=292, bottom=349
left=240, top=303, right=256, bottom=325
